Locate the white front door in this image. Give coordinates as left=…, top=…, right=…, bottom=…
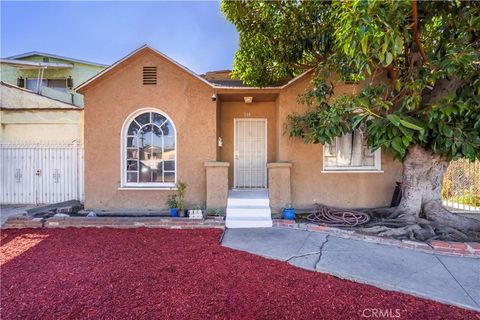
left=234, top=119, right=267, bottom=188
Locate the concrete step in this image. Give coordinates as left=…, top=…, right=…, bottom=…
left=226, top=216, right=273, bottom=228
left=227, top=198, right=270, bottom=207
left=226, top=189, right=272, bottom=228
left=226, top=207, right=272, bottom=217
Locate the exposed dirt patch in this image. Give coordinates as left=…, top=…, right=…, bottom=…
left=1, top=228, right=478, bottom=319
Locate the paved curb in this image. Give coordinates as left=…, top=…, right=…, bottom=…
left=273, top=220, right=480, bottom=257
left=2, top=215, right=225, bottom=230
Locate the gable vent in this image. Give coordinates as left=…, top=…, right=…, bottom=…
left=143, top=66, right=157, bottom=85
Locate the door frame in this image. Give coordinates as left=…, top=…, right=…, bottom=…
left=233, top=118, right=268, bottom=189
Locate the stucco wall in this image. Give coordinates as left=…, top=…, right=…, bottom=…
left=277, top=75, right=403, bottom=209
left=0, top=83, right=83, bottom=143
left=81, top=49, right=216, bottom=210
left=219, top=100, right=277, bottom=188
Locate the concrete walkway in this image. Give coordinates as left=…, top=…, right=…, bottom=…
left=0, top=205, right=34, bottom=226
left=222, top=228, right=480, bottom=311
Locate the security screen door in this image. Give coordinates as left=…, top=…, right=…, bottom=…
left=234, top=119, right=267, bottom=188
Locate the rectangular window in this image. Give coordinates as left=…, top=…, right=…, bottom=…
left=323, top=130, right=381, bottom=172
left=26, top=78, right=67, bottom=92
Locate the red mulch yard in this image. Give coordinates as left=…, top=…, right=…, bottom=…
left=1, top=228, right=478, bottom=320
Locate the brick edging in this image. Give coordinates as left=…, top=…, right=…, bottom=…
left=3, top=216, right=225, bottom=230
left=273, top=219, right=480, bottom=257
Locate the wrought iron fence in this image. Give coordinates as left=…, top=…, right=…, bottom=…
left=443, top=159, right=480, bottom=212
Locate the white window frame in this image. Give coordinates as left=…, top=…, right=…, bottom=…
left=322, top=137, right=383, bottom=173
left=119, top=107, right=177, bottom=189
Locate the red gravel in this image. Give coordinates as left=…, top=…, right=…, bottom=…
left=1, top=228, right=478, bottom=320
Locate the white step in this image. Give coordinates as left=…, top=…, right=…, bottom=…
left=226, top=207, right=271, bottom=217
left=227, top=190, right=270, bottom=207
left=226, top=216, right=273, bottom=228
left=226, top=189, right=272, bottom=228
left=227, top=198, right=270, bottom=207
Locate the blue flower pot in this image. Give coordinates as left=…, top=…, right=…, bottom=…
left=170, top=208, right=178, bottom=217
left=283, top=208, right=295, bottom=220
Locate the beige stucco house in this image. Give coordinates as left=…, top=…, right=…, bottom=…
left=77, top=45, right=402, bottom=227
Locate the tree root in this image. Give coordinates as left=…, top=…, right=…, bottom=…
left=359, top=205, right=480, bottom=242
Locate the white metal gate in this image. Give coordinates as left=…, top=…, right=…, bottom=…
left=1, top=143, right=84, bottom=204
left=234, top=119, right=267, bottom=188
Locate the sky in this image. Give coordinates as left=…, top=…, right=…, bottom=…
left=0, top=1, right=239, bottom=74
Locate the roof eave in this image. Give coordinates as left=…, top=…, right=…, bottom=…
left=76, top=45, right=214, bottom=93
left=5, top=51, right=108, bottom=68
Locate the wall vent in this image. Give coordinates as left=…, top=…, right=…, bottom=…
left=143, top=66, right=157, bottom=85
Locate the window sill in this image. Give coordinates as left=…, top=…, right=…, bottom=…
left=118, top=187, right=178, bottom=191
left=321, top=170, right=384, bottom=174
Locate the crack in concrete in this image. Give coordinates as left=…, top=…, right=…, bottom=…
left=435, top=256, right=480, bottom=307
left=286, top=233, right=330, bottom=264
left=313, top=234, right=330, bottom=270
left=286, top=250, right=323, bottom=262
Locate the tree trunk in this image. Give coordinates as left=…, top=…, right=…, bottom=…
left=392, top=145, right=480, bottom=232
left=364, top=145, right=480, bottom=241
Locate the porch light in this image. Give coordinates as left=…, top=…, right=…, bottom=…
left=244, top=96, right=253, bottom=104
left=218, top=137, right=223, bottom=147
left=211, top=93, right=217, bottom=101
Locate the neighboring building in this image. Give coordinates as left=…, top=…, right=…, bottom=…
left=0, top=51, right=104, bottom=205
left=0, top=82, right=84, bottom=204
left=77, top=45, right=402, bottom=227
left=0, top=81, right=83, bottom=143
left=0, top=51, right=107, bottom=107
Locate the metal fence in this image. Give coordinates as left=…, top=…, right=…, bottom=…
left=0, top=143, right=84, bottom=204
left=443, top=159, right=480, bottom=212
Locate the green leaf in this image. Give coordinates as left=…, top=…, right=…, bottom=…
left=394, top=35, right=404, bottom=54
left=343, top=42, right=350, bottom=55
left=386, top=114, right=401, bottom=126
left=394, top=80, right=402, bottom=92
left=391, top=137, right=405, bottom=156
left=399, top=119, right=424, bottom=132
left=361, top=36, right=368, bottom=55
left=385, top=52, right=393, bottom=65
left=356, top=97, right=369, bottom=108
left=352, top=115, right=367, bottom=129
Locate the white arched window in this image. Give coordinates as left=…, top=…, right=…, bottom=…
left=121, top=108, right=176, bottom=188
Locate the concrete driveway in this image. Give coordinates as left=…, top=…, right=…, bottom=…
left=222, top=227, right=480, bottom=311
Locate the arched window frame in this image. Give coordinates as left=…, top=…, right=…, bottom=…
left=120, top=108, right=177, bottom=189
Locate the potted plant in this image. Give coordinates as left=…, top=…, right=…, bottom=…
left=282, top=203, right=295, bottom=220
left=166, top=194, right=178, bottom=217
left=176, top=180, right=187, bottom=217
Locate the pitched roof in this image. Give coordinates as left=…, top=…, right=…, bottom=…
left=76, top=45, right=313, bottom=92
left=0, top=81, right=81, bottom=110
left=5, top=51, right=108, bottom=67
left=76, top=45, right=213, bottom=92
left=0, top=58, right=73, bottom=69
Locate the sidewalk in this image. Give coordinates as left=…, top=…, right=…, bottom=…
left=222, top=227, right=480, bottom=311
left=0, top=205, right=33, bottom=226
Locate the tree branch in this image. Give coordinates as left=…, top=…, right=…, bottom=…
left=385, top=63, right=398, bottom=84
left=412, top=0, right=428, bottom=64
